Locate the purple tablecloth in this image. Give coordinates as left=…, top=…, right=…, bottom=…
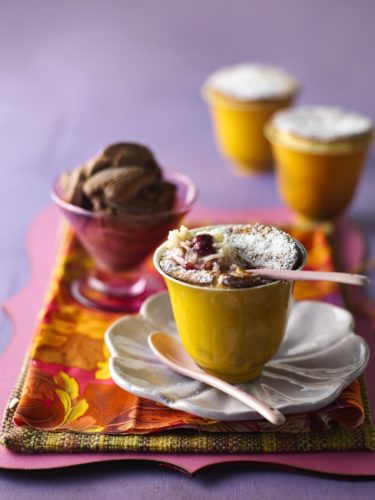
left=1, top=0, right=375, bottom=498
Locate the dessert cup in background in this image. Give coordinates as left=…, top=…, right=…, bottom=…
left=52, top=167, right=197, bottom=312
left=265, top=106, right=374, bottom=221
left=202, top=63, right=300, bottom=175
left=154, top=224, right=306, bottom=384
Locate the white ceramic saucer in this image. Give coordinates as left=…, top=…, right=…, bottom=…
left=105, top=292, right=369, bottom=421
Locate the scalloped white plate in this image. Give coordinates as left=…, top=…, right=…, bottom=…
left=105, top=292, right=369, bottom=421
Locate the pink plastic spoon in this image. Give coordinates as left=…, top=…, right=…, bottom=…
left=246, top=269, right=369, bottom=286
left=148, top=331, right=286, bottom=426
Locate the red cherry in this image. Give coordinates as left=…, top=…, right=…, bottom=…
left=192, top=234, right=215, bottom=256
left=184, top=262, right=195, bottom=270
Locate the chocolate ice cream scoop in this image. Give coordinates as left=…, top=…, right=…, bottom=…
left=61, top=166, right=86, bottom=207
left=110, top=181, right=177, bottom=215
left=83, top=166, right=159, bottom=203
left=102, top=142, right=158, bottom=168
left=61, top=142, right=176, bottom=215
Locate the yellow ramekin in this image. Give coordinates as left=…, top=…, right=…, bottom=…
left=202, top=88, right=298, bottom=175
left=153, top=229, right=306, bottom=384
left=265, top=124, right=373, bottom=220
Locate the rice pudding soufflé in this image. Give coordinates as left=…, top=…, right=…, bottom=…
left=202, top=63, right=300, bottom=174
left=156, top=224, right=306, bottom=383
left=159, top=224, right=304, bottom=288
left=266, top=106, right=374, bottom=219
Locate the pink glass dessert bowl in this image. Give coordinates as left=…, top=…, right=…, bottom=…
left=51, top=169, right=198, bottom=312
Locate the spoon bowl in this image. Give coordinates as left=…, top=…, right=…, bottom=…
left=148, top=331, right=286, bottom=426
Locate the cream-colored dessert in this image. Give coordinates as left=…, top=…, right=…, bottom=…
left=202, top=63, right=300, bottom=107
left=159, top=224, right=303, bottom=288
left=266, top=106, right=374, bottom=153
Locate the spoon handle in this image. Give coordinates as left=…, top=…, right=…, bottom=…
left=148, top=332, right=286, bottom=426
left=251, top=269, right=369, bottom=286
left=191, top=369, right=286, bottom=426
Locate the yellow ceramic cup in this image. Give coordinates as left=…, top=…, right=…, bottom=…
left=153, top=233, right=306, bottom=384
left=265, top=124, right=373, bottom=221
left=203, top=91, right=296, bottom=175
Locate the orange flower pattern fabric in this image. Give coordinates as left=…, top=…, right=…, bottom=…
left=13, top=222, right=364, bottom=434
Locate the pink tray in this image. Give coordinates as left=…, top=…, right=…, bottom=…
left=1, top=205, right=374, bottom=475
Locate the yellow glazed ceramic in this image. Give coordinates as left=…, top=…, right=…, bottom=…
left=204, top=96, right=294, bottom=175
left=202, top=63, right=300, bottom=175
left=269, top=141, right=367, bottom=220
left=265, top=106, right=373, bottom=220
left=266, top=126, right=372, bottom=220
left=154, top=240, right=306, bottom=384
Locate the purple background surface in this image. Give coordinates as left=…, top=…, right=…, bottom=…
left=1, top=0, right=375, bottom=498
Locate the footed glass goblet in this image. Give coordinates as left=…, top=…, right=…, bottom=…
left=51, top=169, right=197, bottom=312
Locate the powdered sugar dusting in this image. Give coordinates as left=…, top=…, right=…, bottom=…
left=159, top=224, right=302, bottom=288
left=205, top=64, right=299, bottom=101
left=228, top=224, right=299, bottom=270
left=272, top=106, right=373, bottom=141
